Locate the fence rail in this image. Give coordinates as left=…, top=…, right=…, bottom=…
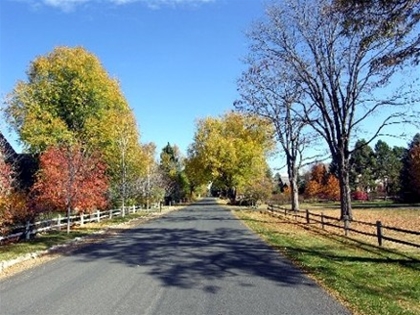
left=0, top=205, right=161, bottom=244
left=266, top=204, right=420, bottom=249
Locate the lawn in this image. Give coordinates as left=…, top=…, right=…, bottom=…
left=234, top=208, right=420, bottom=315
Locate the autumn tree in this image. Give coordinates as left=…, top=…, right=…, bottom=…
left=32, top=144, right=109, bottom=233
left=236, top=53, right=319, bottom=211
left=160, top=143, right=190, bottom=204
left=242, top=169, right=273, bottom=205
left=97, top=108, right=145, bottom=214
left=406, top=143, right=420, bottom=201
left=323, top=174, right=341, bottom=201
left=246, top=0, right=418, bottom=219
left=187, top=112, right=274, bottom=203
left=304, top=163, right=327, bottom=199
left=0, top=143, right=15, bottom=233
left=400, top=133, right=420, bottom=202
left=304, top=162, right=340, bottom=201
left=4, top=46, right=141, bottom=204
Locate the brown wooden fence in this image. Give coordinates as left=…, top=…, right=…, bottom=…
left=267, top=204, right=420, bottom=249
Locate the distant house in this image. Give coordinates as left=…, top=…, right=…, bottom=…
left=0, top=132, right=38, bottom=191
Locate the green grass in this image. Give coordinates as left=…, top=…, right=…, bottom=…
left=235, top=210, right=420, bottom=315
left=0, top=211, right=151, bottom=262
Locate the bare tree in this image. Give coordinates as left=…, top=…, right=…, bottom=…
left=247, top=0, right=419, bottom=219
left=236, top=59, right=318, bottom=211
left=334, top=0, right=420, bottom=66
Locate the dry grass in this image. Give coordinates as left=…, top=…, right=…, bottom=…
left=266, top=203, right=420, bottom=252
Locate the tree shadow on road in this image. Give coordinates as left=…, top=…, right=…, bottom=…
left=68, top=207, right=317, bottom=292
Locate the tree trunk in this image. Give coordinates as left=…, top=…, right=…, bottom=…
left=229, top=187, right=237, bottom=204
left=287, top=157, right=300, bottom=212
left=338, top=156, right=353, bottom=220
left=66, top=205, right=71, bottom=234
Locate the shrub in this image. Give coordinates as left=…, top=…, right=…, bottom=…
left=352, top=190, right=368, bottom=201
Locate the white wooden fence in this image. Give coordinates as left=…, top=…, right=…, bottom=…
left=0, top=205, right=162, bottom=243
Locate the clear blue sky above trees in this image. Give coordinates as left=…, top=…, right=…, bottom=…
left=0, top=0, right=417, bottom=170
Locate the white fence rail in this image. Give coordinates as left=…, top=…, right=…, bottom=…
left=0, top=205, right=161, bottom=243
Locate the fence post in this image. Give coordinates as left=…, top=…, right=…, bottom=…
left=306, top=209, right=310, bottom=224
left=80, top=213, right=84, bottom=226
left=109, top=208, right=113, bottom=219
left=376, top=221, right=383, bottom=246
left=343, top=215, right=349, bottom=236
left=321, top=212, right=325, bottom=229
left=97, top=210, right=100, bottom=222
left=57, top=215, right=61, bottom=230
left=25, top=221, right=31, bottom=240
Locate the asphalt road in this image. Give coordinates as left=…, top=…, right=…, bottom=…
left=0, top=198, right=351, bottom=315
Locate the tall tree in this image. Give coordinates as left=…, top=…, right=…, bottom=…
left=374, top=140, right=404, bottom=197
left=236, top=55, right=318, bottom=211
left=246, top=0, right=418, bottom=219
left=96, top=108, right=144, bottom=214
left=334, top=0, right=420, bottom=66
left=4, top=46, right=140, bottom=200
left=349, top=139, right=376, bottom=194
left=32, top=144, right=109, bottom=233
left=304, top=163, right=328, bottom=199
left=159, top=143, right=190, bottom=204
left=5, top=46, right=128, bottom=152
left=400, top=133, right=420, bottom=202
left=273, top=172, right=285, bottom=193
left=188, top=112, right=274, bottom=203
left=0, top=143, right=15, bottom=233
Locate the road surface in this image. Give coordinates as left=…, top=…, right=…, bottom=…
left=0, top=198, right=350, bottom=315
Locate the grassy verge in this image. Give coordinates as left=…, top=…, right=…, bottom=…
left=234, top=209, right=420, bottom=315
left=0, top=211, right=152, bottom=262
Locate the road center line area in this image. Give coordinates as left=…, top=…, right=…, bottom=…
left=0, top=198, right=351, bottom=315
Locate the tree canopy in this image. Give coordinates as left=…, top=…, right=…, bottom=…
left=187, top=112, right=274, bottom=202
left=4, top=46, right=146, bottom=204
left=243, top=0, right=418, bottom=218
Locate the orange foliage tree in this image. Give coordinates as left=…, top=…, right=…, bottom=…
left=408, top=144, right=420, bottom=198
left=323, top=174, right=340, bottom=201
left=32, top=144, right=109, bottom=233
left=0, top=154, right=14, bottom=234
left=304, top=163, right=326, bottom=199
left=304, top=163, right=340, bottom=201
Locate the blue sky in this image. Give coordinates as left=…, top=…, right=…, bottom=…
left=1, top=0, right=418, bottom=174
left=0, top=0, right=266, bottom=158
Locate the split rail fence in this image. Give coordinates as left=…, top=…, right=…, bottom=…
left=267, top=204, right=420, bottom=249
left=0, top=205, right=162, bottom=244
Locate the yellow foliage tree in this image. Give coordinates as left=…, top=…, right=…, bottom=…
left=5, top=46, right=147, bottom=205
left=187, top=112, right=274, bottom=202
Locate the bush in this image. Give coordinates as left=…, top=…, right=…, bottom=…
left=352, top=190, right=368, bottom=201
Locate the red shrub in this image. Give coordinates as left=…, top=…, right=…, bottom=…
left=352, top=190, right=368, bottom=201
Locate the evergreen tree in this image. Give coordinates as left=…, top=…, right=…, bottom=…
left=349, top=139, right=376, bottom=194
left=374, top=140, right=404, bottom=198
